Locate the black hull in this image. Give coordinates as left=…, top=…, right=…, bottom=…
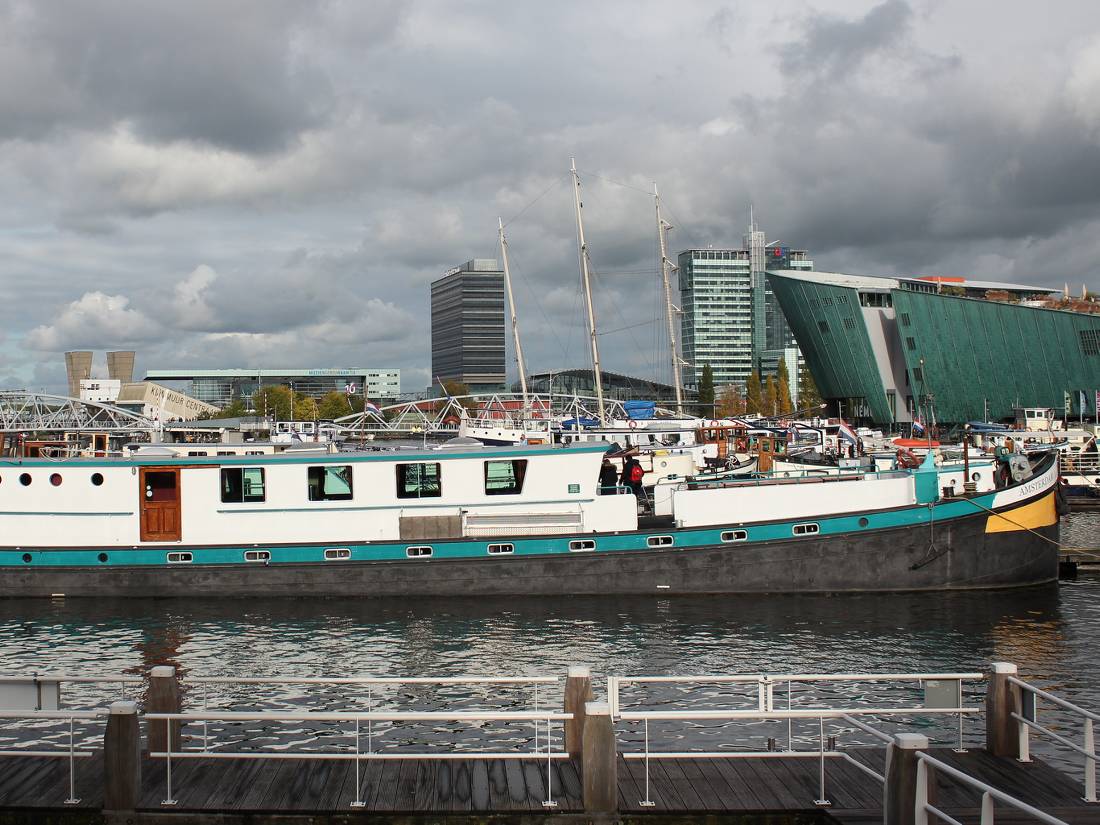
left=0, top=502, right=1059, bottom=598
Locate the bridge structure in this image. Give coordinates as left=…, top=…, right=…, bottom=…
left=0, top=390, right=159, bottom=434
left=329, top=392, right=683, bottom=437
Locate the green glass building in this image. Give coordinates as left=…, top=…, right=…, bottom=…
left=769, top=270, right=1100, bottom=425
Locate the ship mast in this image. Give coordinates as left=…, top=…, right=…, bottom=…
left=498, top=217, right=529, bottom=414
left=570, top=158, right=606, bottom=425
left=654, top=182, right=684, bottom=415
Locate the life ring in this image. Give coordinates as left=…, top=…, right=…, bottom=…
left=896, top=448, right=920, bottom=469
left=629, top=420, right=638, bottom=429
left=710, top=420, right=720, bottom=428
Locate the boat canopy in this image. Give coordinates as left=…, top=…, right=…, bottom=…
left=623, top=400, right=656, bottom=420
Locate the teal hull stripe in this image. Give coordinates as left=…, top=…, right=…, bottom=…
left=0, top=485, right=1033, bottom=568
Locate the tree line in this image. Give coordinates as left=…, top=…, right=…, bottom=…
left=695, top=360, right=822, bottom=418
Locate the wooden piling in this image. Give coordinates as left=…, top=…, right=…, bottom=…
left=103, top=701, right=140, bottom=811
left=564, top=665, right=593, bottom=762
left=146, top=664, right=182, bottom=753
left=884, top=733, right=931, bottom=825
left=985, top=661, right=1021, bottom=757
left=581, top=700, right=617, bottom=814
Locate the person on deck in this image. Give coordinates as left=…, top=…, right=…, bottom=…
left=621, top=456, right=645, bottom=498
left=599, top=459, right=618, bottom=494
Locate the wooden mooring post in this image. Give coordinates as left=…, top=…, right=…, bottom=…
left=582, top=700, right=617, bottom=814
left=985, top=661, right=1022, bottom=758
left=884, top=733, right=932, bottom=825
left=103, top=701, right=141, bottom=811
left=564, top=665, right=593, bottom=763
left=146, top=664, right=182, bottom=753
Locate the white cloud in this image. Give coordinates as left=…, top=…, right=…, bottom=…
left=25, top=292, right=159, bottom=351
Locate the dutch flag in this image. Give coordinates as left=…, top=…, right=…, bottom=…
left=912, top=415, right=925, bottom=435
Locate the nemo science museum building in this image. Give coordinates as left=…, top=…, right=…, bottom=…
left=768, top=270, right=1100, bottom=426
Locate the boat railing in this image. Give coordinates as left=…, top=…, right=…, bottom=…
left=145, top=708, right=572, bottom=808
left=1059, top=451, right=1100, bottom=477
left=1007, top=675, right=1099, bottom=802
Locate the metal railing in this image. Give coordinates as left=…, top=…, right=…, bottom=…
left=146, top=709, right=572, bottom=808
left=0, top=709, right=106, bottom=805
left=617, top=705, right=982, bottom=808
left=609, top=671, right=983, bottom=751
left=1007, top=675, right=1098, bottom=802
left=915, top=751, right=1071, bottom=825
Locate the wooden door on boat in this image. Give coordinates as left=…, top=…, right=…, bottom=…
left=139, top=467, right=181, bottom=542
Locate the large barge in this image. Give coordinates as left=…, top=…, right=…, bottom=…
left=0, top=441, right=1060, bottom=597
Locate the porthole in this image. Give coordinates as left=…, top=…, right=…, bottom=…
left=721, top=530, right=747, bottom=543
left=244, top=550, right=271, bottom=562
left=793, top=523, right=820, bottom=536
left=568, top=540, right=595, bottom=552
left=21, top=553, right=31, bottom=563
left=324, top=548, right=351, bottom=560
left=19, top=473, right=31, bottom=486
left=487, top=543, right=514, bottom=555
left=971, top=473, right=980, bottom=483
left=91, top=473, right=104, bottom=486
left=50, top=473, right=63, bottom=487
left=167, top=552, right=193, bottom=564
left=647, top=535, right=674, bottom=547
left=858, top=517, right=869, bottom=528
left=406, top=546, right=433, bottom=558
left=97, top=553, right=108, bottom=563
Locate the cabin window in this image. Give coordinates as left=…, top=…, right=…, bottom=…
left=406, top=545, right=433, bottom=558
left=793, top=523, right=820, bottom=536
left=49, top=473, right=62, bottom=487
left=217, top=451, right=234, bottom=456
left=188, top=451, right=207, bottom=457
left=244, top=550, right=271, bottom=562
left=324, top=548, right=351, bottom=560
left=647, top=535, right=673, bottom=547
left=308, top=465, right=353, bottom=501
left=221, top=467, right=266, bottom=503
left=246, top=450, right=264, bottom=456
left=91, top=473, right=104, bottom=486
left=19, top=473, right=31, bottom=486
left=167, top=552, right=193, bottom=564
left=721, top=530, right=747, bottom=542
left=484, top=460, right=527, bottom=496
left=569, top=540, right=595, bottom=552
left=396, top=463, right=441, bottom=499
left=488, top=543, right=514, bottom=555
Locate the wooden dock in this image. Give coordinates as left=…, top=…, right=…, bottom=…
left=0, top=748, right=1095, bottom=823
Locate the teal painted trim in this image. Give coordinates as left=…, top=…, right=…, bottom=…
left=0, top=443, right=609, bottom=470
left=216, top=496, right=595, bottom=514
left=0, top=512, right=132, bottom=517
left=0, top=482, right=1019, bottom=569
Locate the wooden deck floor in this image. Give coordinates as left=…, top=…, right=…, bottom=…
left=0, top=748, right=1093, bottom=821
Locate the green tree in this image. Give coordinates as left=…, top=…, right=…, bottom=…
left=696, top=364, right=715, bottom=417
left=715, top=384, right=743, bottom=418
left=764, top=375, right=778, bottom=416
left=294, top=395, right=319, bottom=421
left=439, top=379, right=478, bottom=413
left=252, top=385, right=295, bottom=421
left=776, top=359, right=793, bottom=416
left=745, top=370, right=763, bottom=415
left=317, top=391, right=353, bottom=420
left=798, top=363, right=823, bottom=412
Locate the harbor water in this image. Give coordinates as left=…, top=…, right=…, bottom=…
left=0, top=512, right=1097, bottom=772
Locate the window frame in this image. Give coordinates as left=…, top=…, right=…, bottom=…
left=308, top=465, right=354, bottom=502
left=396, top=462, right=442, bottom=500
left=484, top=459, right=528, bottom=496
left=220, top=467, right=267, bottom=504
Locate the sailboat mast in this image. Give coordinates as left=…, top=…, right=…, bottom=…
left=570, top=157, right=606, bottom=424
left=498, top=217, right=529, bottom=412
left=654, top=183, right=684, bottom=415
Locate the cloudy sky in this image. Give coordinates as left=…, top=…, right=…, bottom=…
left=2, top=0, right=1099, bottom=394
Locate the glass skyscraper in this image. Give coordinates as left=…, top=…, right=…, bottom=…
left=430, top=259, right=506, bottom=392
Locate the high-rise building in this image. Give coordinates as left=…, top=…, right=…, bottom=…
left=678, top=215, right=813, bottom=392
left=430, top=259, right=506, bottom=393
left=64, top=351, right=93, bottom=397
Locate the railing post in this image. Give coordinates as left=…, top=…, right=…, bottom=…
left=581, top=701, right=617, bottom=815
left=564, top=666, right=593, bottom=763
left=146, top=665, right=182, bottom=753
left=985, top=662, right=1020, bottom=758
left=103, top=701, right=141, bottom=811
left=884, top=733, right=931, bottom=825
